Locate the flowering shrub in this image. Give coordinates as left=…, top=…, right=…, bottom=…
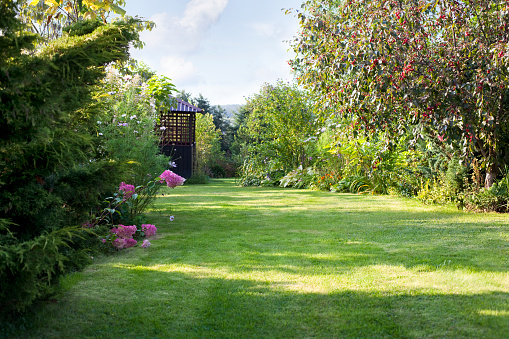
left=97, top=69, right=170, bottom=188
left=96, top=169, right=185, bottom=250
left=105, top=224, right=139, bottom=249
left=141, top=224, right=157, bottom=238
left=119, top=182, right=136, bottom=200
left=111, top=224, right=137, bottom=238
left=315, top=173, right=342, bottom=191
left=102, top=223, right=156, bottom=250
left=159, top=170, right=186, bottom=188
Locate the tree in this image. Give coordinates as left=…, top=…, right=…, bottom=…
left=178, top=91, right=233, bottom=150
left=195, top=113, right=223, bottom=176
left=291, top=0, right=509, bottom=188
left=18, top=0, right=153, bottom=45
left=241, top=81, right=316, bottom=174
left=0, top=1, right=141, bottom=313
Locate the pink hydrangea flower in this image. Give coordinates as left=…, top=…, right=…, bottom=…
left=124, top=238, right=138, bottom=248
left=113, top=238, right=126, bottom=249
left=119, top=182, right=136, bottom=199
left=111, top=225, right=137, bottom=239
left=141, top=239, right=151, bottom=248
left=159, top=170, right=185, bottom=188
left=141, top=224, right=157, bottom=238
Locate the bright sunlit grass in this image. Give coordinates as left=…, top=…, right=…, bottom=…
left=11, top=179, right=509, bottom=338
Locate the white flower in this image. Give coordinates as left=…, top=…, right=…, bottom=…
left=97, top=121, right=102, bottom=124
left=130, top=115, right=137, bottom=120
left=98, top=132, right=103, bottom=136
left=160, top=126, right=167, bottom=130
left=121, top=114, right=127, bottom=118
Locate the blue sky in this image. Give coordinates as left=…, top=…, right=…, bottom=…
left=123, top=0, right=301, bottom=105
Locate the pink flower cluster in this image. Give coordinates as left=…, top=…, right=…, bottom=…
left=119, top=182, right=136, bottom=199
left=111, top=225, right=138, bottom=249
left=141, top=224, right=157, bottom=238
left=112, top=237, right=137, bottom=249
left=159, top=170, right=185, bottom=188
left=104, top=224, right=158, bottom=250
left=111, top=224, right=137, bottom=238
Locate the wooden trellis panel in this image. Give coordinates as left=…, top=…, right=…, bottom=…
left=159, top=111, right=196, bottom=146
left=158, top=97, right=201, bottom=178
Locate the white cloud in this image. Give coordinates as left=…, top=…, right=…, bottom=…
left=250, top=22, right=278, bottom=38
left=159, top=55, right=199, bottom=86
left=139, top=0, right=228, bottom=54
left=132, top=0, right=229, bottom=92
left=180, top=0, right=229, bottom=34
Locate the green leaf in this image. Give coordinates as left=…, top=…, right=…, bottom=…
left=110, top=4, right=126, bottom=16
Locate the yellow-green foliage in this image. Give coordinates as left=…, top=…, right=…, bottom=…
left=195, top=113, right=223, bottom=175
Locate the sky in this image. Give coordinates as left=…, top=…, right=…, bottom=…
left=122, top=0, right=302, bottom=105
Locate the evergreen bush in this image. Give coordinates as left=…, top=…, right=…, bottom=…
left=0, top=3, right=140, bottom=316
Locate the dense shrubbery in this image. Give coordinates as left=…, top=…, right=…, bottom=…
left=194, top=113, right=224, bottom=179
left=193, top=0, right=501, bottom=214
left=0, top=4, right=175, bottom=317
left=236, top=81, right=316, bottom=186
left=235, top=77, right=508, bottom=213
left=97, top=69, right=170, bottom=187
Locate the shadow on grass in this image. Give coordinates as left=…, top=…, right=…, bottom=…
left=16, top=267, right=509, bottom=338
left=5, top=180, right=508, bottom=338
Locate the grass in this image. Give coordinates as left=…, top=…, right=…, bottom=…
left=8, top=179, right=509, bottom=338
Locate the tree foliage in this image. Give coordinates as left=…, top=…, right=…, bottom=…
left=0, top=2, right=140, bottom=315
left=18, top=0, right=153, bottom=45
left=195, top=113, right=223, bottom=176
left=237, top=81, right=316, bottom=185
left=291, top=0, right=509, bottom=187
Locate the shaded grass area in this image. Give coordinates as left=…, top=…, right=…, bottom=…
left=7, top=179, right=509, bottom=338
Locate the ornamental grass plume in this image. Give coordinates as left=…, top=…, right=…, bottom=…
left=159, top=170, right=185, bottom=188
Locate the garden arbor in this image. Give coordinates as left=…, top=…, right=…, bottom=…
left=159, top=98, right=202, bottom=178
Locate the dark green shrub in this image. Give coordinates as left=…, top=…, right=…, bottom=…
left=463, top=184, right=508, bottom=212
left=0, top=223, right=86, bottom=315
left=210, top=165, right=227, bottom=178
left=185, top=172, right=210, bottom=185
left=0, top=2, right=140, bottom=316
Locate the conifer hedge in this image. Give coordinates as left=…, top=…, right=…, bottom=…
left=0, top=1, right=141, bottom=316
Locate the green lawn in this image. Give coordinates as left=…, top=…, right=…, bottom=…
left=12, top=179, right=509, bottom=338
